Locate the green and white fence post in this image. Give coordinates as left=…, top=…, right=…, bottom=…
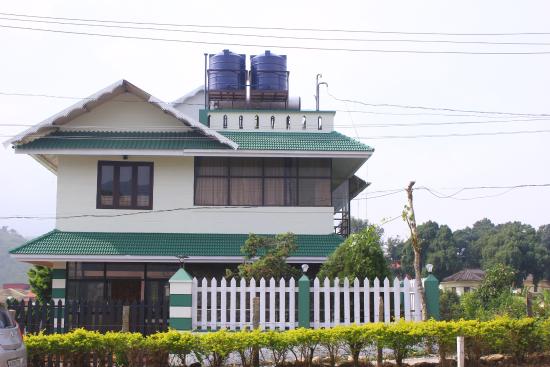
left=424, top=273, right=440, bottom=320
left=51, top=262, right=66, bottom=331
left=169, top=268, right=193, bottom=331
left=298, top=264, right=310, bottom=328
left=51, top=263, right=66, bottom=304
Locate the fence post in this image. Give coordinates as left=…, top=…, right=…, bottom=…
left=122, top=305, right=130, bottom=332
left=169, top=268, right=193, bottom=331
left=52, top=262, right=67, bottom=331
left=424, top=274, right=440, bottom=320
left=298, top=265, right=310, bottom=328
left=457, top=336, right=465, bottom=367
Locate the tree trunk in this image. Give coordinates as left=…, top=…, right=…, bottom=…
left=405, top=181, right=428, bottom=320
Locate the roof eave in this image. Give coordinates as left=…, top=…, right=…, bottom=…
left=10, top=254, right=328, bottom=264
left=14, top=148, right=373, bottom=158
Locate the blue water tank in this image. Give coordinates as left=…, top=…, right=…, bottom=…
left=208, top=50, right=246, bottom=90
left=250, top=51, right=288, bottom=91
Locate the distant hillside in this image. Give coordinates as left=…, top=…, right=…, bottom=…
left=0, top=227, right=30, bottom=285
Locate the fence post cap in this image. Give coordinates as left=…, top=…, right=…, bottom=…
left=169, top=268, right=192, bottom=282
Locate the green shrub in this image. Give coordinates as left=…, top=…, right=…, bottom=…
left=286, top=328, right=321, bottom=367
left=318, top=327, right=344, bottom=367
left=417, top=320, right=459, bottom=367
left=379, top=321, right=422, bottom=367
left=23, top=318, right=550, bottom=367
left=196, top=329, right=239, bottom=367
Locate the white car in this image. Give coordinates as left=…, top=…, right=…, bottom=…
left=0, top=308, right=26, bottom=367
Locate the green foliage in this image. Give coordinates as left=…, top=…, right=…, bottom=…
left=318, top=226, right=390, bottom=281
left=439, top=290, right=463, bottom=321
left=28, top=265, right=52, bottom=302
left=533, top=290, right=550, bottom=319
left=379, top=321, right=422, bottom=367
left=23, top=319, right=550, bottom=367
left=227, top=233, right=300, bottom=280
left=401, top=221, right=463, bottom=280
left=480, top=222, right=545, bottom=285
left=460, top=264, right=526, bottom=320
left=476, top=263, right=516, bottom=305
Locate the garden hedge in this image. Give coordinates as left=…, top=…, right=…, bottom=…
left=24, top=317, right=550, bottom=367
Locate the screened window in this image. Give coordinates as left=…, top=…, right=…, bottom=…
left=194, top=157, right=331, bottom=206
left=97, top=161, right=153, bottom=209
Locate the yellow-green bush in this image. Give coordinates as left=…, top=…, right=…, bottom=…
left=24, top=317, right=550, bottom=367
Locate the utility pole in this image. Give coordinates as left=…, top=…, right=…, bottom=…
left=403, top=181, right=428, bottom=320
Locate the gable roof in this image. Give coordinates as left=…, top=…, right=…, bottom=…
left=443, top=269, right=485, bottom=282
left=5, top=80, right=237, bottom=149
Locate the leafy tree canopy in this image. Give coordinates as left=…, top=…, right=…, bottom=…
left=400, top=221, right=462, bottom=280
left=28, top=265, right=52, bottom=302
left=318, top=225, right=390, bottom=281
left=226, top=233, right=300, bottom=280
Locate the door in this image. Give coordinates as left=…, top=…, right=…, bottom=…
left=110, top=279, right=142, bottom=303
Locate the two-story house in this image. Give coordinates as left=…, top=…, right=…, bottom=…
left=7, top=50, right=373, bottom=306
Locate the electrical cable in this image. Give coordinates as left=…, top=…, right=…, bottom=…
left=327, top=91, right=550, bottom=117
left=2, top=11, right=550, bottom=37
left=3, top=16, right=550, bottom=47
left=4, top=24, right=550, bottom=55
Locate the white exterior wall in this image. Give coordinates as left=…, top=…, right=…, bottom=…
left=207, top=111, right=335, bottom=132
left=60, top=93, right=191, bottom=132
left=172, top=89, right=205, bottom=121
left=56, top=155, right=333, bottom=234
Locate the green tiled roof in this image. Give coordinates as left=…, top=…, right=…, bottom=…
left=15, top=130, right=373, bottom=153
left=10, top=230, right=344, bottom=258
left=219, top=131, right=373, bottom=152
left=15, top=131, right=231, bottom=150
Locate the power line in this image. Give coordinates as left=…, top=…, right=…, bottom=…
left=417, top=184, right=550, bottom=200
left=0, top=91, right=204, bottom=105
left=4, top=24, right=550, bottom=55
left=1, top=183, right=548, bottom=220
left=358, top=129, right=550, bottom=139
left=3, top=15, right=550, bottom=47
left=1, top=90, right=548, bottom=120
left=327, top=91, right=550, bottom=117
left=2, top=11, right=550, bottom=37
left=334, top=117, right=550, bottom=128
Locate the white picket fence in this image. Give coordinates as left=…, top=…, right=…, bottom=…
left=191, top=277, right=422, bottom=331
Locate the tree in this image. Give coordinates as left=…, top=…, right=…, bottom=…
left=402, top=181, right=427, bottom=320
left=28, top=265, right=52, bottom=302
left=317, top=225, right=390, bottom=281
left=349, top=217, right=385, bottom=237
left=479, top=222, right=545, bottom=285
left=227, top=233, right=301, bottom=280
left=538, top=225, right=550, bottom=281
left=401, top=221, right=462, bottom=280
left=384, top=236, right=405, bottom=277
left=439, top=290, right=462, bottom=321
left=461, top=264, right=525, bottom=320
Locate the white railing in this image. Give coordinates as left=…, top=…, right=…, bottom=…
left=191, top=277, right=422, bottom=331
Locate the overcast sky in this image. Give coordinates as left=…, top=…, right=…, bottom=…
left=1, top=0, right=549, bottom=239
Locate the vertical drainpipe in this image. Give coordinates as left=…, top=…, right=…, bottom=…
left=204, top=53, right=208, bottom=111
